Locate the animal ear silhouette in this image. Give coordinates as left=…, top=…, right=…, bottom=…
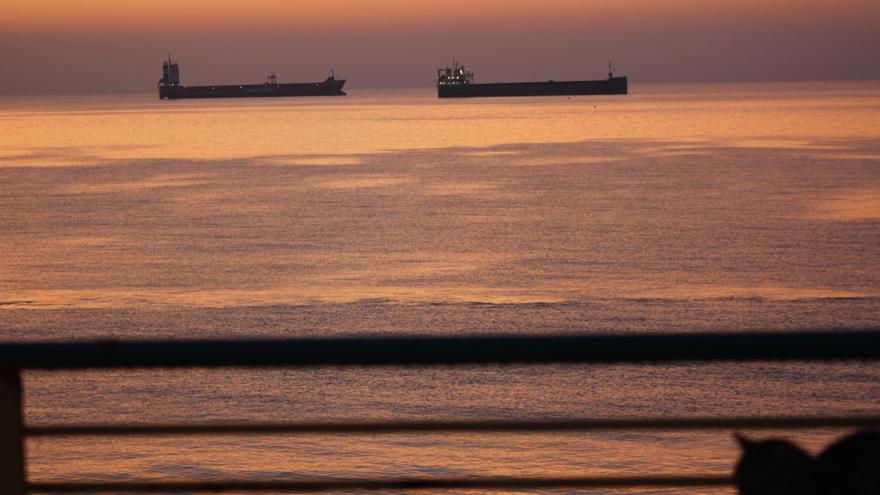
left=735, top=433, right=754, bottom=450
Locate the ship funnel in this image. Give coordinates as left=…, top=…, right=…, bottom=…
left=167, top=57, right=180, bottom=85
left=161, top=55, right=180, bottom=85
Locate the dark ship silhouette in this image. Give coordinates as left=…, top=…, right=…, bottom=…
left=437, top=59, right=627, bottom=98
left=158, top=56, right=346, bottom=100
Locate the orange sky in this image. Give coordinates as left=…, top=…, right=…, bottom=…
left=5, top=0, right=879, bottom=32
left=1, top=0, right=879, bottom=93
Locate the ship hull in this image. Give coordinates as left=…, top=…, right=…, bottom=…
left=438, top=77, right=627, bottom=98
left=160, top=79, right=346, bottom=100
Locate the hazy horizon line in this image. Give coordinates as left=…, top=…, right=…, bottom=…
left=2, top=77, right=879, bottom=98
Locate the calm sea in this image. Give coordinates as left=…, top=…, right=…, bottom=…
left=2, top=82, right=880, bottom=493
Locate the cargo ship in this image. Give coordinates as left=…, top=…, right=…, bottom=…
left=158, top=56, right=346, bottom=100
left=437, top=59, right=627, bottom=98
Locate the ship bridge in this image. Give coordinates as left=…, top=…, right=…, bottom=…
left=437, top=59, right=473, bottom=85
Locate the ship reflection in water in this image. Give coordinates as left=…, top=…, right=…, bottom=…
left=158, top=55, right=346, bottom=100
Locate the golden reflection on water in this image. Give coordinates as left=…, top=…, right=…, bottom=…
left=0, top=153, right=103, bottom=168
left=812, top=188, right=880, bottom=220
left=61, top=173, right=211, bottom=193
left=630, top=286, right=879, bottom=301
left=426, top=182, right=496, bottom=196
left=4, top=279, right=571, bottom=310
left=461, top=150, right=522, bottom=157
left=259, top=155, right=363, bottom=167
left=311, top=175, right=417, bottom=190
left=3, top=83, right=880, bottom=492
left=2, top=83, right=879, bottom=161
left=725, top=139, right=848, bottom=150
left=511, top=155, right=619, bottom=166
left=816, top=152, right=880, bottom=160
left=3, top=107, right=880, bottom=310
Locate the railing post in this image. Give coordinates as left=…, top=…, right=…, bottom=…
left=0, top=368, right=26, bottom=495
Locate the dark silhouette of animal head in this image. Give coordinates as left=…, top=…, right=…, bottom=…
left=816, top=430, right=880, bottom=495
left=733, top=434, right=818, bottom=495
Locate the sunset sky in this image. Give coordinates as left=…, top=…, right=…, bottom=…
left=2, top=0, right=879, bottom=94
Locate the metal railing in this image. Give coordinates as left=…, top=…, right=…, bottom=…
left=3, top=330, right=880, bottom=493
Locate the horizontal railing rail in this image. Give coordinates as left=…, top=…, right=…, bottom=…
left=29, top=475, right=734, bottom=493
left=25, top=414, right=880, bottom=437
left=3, top=330, right=880, bottom=369
left=4, top=330, right=880, bottom=494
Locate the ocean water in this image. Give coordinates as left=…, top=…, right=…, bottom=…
left=1, top=82, right=880, bottom=493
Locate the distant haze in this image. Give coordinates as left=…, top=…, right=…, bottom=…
left=2, top=0, right=879, bottom=95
